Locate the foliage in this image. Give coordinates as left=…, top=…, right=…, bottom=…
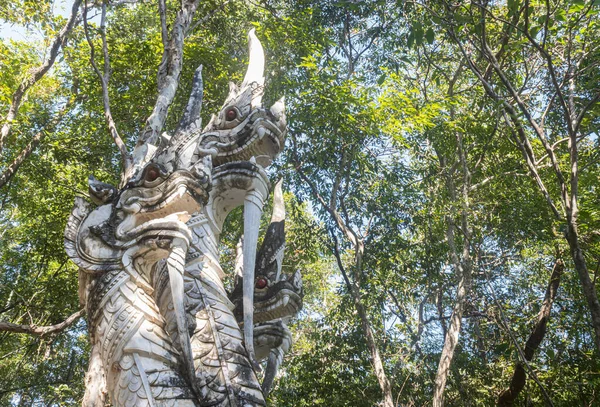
left=1, top=0, right=600, bottom=406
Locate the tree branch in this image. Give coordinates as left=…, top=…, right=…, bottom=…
left=498, top=257, right=563, bottom=406
left=0, top=0, right=82, bottom=154
left=0, top=100, right=73, bottom=189
left=83, top=1, right=131, bottom=173
left=135, top=0, right=201, bottom=154
left=187, top=1, right=231, bottom=35
left=0, top=309, right=85, bottom=337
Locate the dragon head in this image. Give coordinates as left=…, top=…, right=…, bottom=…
left=197, top=29, right=286, bottom=168
left=66, top=132, right=211, bottom=384
left=229, top=180, right=303, bottom=325
left=72, top=135, right=211, bottom=254
left=108, top=138, right=211, bottom=244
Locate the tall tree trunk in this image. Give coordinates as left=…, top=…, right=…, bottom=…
left=498, top=258, right=563, bottom=406
left=331, top=239, right=394, bottom=407
left=354, top=288, right=395, bottom=407
left=433, top=67, right=473, bottom=407
left=296, top=157, right=395, bottom=407
left=433, top=256, right=472, bottom=407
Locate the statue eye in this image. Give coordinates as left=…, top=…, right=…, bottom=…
left=145, top=166, right=160, bottom=182
left=225, top=108, right=237, bottom=121
left=255, top=277, right=268, bottom=289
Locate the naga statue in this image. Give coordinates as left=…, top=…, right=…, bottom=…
left=64, top=30, right=302, bottom=406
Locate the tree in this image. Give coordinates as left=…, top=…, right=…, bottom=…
left=1, top=0, right=600, bottom=405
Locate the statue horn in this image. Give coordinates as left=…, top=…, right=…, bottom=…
left=242, top=29, right=265, bottom=90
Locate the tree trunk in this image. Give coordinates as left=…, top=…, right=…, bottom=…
left=432, top=262, right=471, bottom=407
left=433, top=70, right=472, bottom=406
left=332, top=241, right=395, bottom=407
left=353, top=286, right=395, bottom=407
left=498, top=258, right=563, bottom=406
left=565, top=226, right=600, bottom=351
left=295, top=162, right=395, bottom=407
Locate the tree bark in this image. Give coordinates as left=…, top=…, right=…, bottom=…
left=135, top=0, right=200, bottom=151
left=0, top=309, right=85, bottom=336
left=433, top=264, right=471, bottom=407
left=498, top=258, right=563, bottom=406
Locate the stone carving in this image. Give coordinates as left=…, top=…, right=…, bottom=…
left=65, top=31, right=302, bottom=406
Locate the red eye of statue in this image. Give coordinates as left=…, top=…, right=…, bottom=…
left=225, top=108, right=237, bottom=121
left=145, top=166, right=160, bottom=182
left=255, top=277, right=268, bottom=289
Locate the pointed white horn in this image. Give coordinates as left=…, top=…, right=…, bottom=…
left=242, top=188, right=266, bottom=369
left=271, top=179, right=285, bottom=223
left=242, top=29, right=265, bottom=88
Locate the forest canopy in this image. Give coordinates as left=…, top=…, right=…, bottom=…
left=1, top=0, right=599, bottom=405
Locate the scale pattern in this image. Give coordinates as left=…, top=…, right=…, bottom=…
left=89, top=269, right=199, bottom=406
left=186, top=267, right=266, bottom=406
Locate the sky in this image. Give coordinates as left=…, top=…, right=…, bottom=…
left=0, top=0, right=76, bottom=41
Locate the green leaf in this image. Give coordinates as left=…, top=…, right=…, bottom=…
left=426, top=27, right=435, bottom=44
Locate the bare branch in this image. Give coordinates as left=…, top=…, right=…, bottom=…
left=134, top=0, right=201, bottom=163
left=187, top=1, right=231, bottom=35
left=501, top=111, right=562, bottom=219
left=83, top=2, right=131, bottom=173
left=0, top=100, right=73, bottom=189
left=0, top=0, right=82, bottom=154
left=0, top=309, right=85, bottom=337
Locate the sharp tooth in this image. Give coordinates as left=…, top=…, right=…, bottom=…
left=282, top=294, right=290, bottom=307
left=249, top=156, right=256, bottom=164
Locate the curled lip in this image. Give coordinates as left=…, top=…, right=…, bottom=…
left=120, top=171, right=209, bottom=213
left=119, top=215, right=193, bottom=245
left=233, top=284, right=303, bottom=324
left=114, top=172, right=209, bottom=243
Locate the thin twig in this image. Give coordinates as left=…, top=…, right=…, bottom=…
left=187, top=1, right=231, bottom=35
left=83, top=1, right=131, bottom=172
